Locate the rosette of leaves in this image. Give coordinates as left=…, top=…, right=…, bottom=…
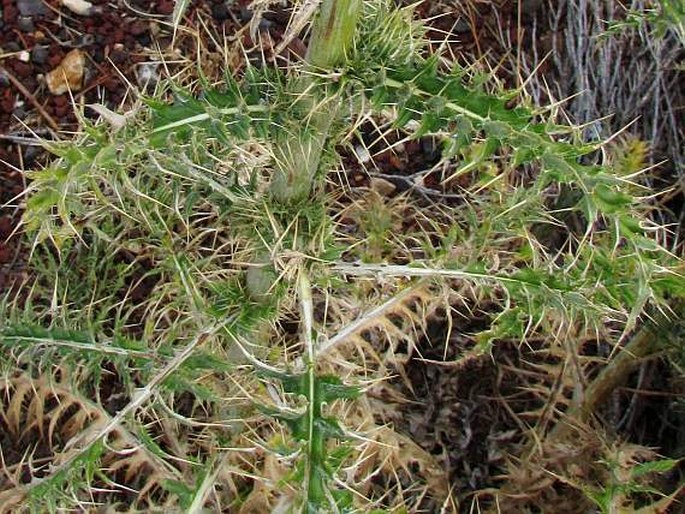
left=12, top=0, right=684, bottom=510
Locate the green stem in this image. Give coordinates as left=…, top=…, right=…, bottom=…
left=250, top=0, right=362, bottom=299
left=268, top=0, right=362, bottom=204
left=306, top=0, right=362, bottom=69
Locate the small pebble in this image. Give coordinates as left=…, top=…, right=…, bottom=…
left=17, top=0, right=49, bottom=16
left=97, top=21, right=112, bottom=36
left=23, top=145, right=41, bottom=165
left=109, top=48, right=127, bottom=64
left=0, top=97, right=15, bottom=113
left=31, top=45, right=49, bottom=64
left=3, top=5, right=18, bottom=25
left=156, top=0, right=174, bottom=15
left=0, top=244, right=11, bottom=265
left=5, top=42, right=21, bottom=53
left=18, top=50, right=30, bottom=63
left=0, top=217, right=12, bottom=239
left=46, top=49, right=86, bottom=95
left=420, top=137, right=440, bottom=161
left=48, top=53, right=64, bottom=67
left=239, top=7, right=252, bottom=22
left=12, top=61, right=31, bottom=79
left=54, top=104, right=69, bottom=118
left=353, top=144, right=371, bottom=164
left=149, top=21, right=161, bottom=37
left=212, top=3, right=230, bottom=21
left=135, top=62, right=159, bottom=88
left=17, top=15, right=35, bottom=32
left=130, top=20, right=147, bottom=36
left=12, top=105, right=27, bottom=120
left=453, top=19, right=470, bottom=34
left=77, top=34, right=95, bottom=46
left=103, top=77, right=119, bottom=91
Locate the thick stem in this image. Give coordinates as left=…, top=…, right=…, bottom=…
left=268, top=0, right=361, bottom=205
left=306, top=0, right=362, bottom=69
left=268, top=109, right=335, bottom=204
left=250, top=0, right=361, bottom=299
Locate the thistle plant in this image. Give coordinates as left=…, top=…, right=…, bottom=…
left=2, top=0, right=683, bottom=511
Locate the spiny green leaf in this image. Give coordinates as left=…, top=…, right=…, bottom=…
left=630, top=458, right=680, bottom=479
left=593, top=183, right=634, bottom=212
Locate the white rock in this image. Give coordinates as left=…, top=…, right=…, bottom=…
left=61, top=0, right=94, bottom=16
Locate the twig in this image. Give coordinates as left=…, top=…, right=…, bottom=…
left=0, top=65, right=61, bottom=134
left=274, top=0, right=321, bottom=56
left=2, top=335, right=157, bottom=359
left=550, top=303, right=682, bottom=440
left=0, top=134, right=46, bottom=145
left=369, top=171, right=466, bottom=202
